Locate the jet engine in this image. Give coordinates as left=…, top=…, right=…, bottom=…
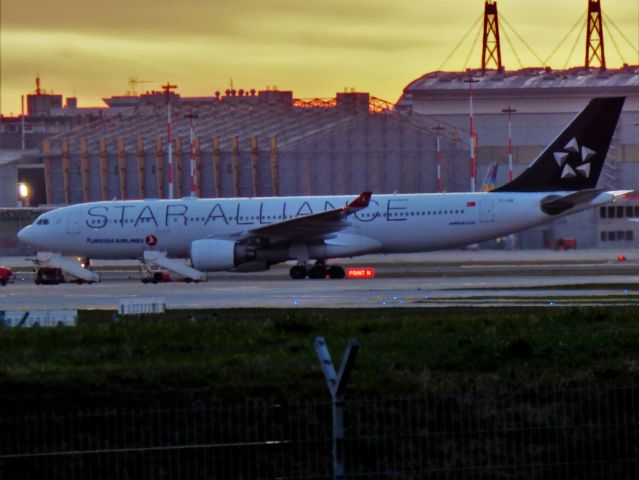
left=190, top=239, right=255, bottom=271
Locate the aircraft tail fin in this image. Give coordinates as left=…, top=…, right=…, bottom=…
left=493, top=97, right=625, bottom=192
left=480, top=162, right=499, bottom=192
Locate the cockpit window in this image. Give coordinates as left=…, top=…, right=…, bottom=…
left=36, top=218, right=50, bottom=225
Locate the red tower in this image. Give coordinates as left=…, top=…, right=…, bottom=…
left=585, top=0, right=606, bottom=69
left=482, top=1, right=503, bottom=72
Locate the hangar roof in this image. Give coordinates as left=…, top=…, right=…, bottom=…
left=403, top=66, right=638, bottom=93
left=43, top=94, right=467, bottom=154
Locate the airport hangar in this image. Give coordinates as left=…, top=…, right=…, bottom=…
left=0, top=66, right=638, bottom=257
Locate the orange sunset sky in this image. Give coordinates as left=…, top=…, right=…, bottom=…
left=1, top=0, right=637, bottom=116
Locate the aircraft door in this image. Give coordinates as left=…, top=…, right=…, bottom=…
left=67, top=210, right=82, bottom=234
left=479, top=200, right=494, bottom=223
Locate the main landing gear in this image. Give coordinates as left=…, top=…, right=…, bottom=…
left=289, top=261, right=345, bottom=280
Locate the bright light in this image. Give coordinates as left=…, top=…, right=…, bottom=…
left=18, top=182, right=30, bottom=199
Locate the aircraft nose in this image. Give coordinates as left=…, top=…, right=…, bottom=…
left=18, top=225, right=36, bottom=246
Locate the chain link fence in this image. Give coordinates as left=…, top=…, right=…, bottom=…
left=2, top=386, right=638, bottom=479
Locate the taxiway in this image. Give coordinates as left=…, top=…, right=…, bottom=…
left=1, top=250, right=638, bottom=310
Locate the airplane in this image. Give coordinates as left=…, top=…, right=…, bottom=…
left=18, top=97, right=631, bottom=281
left=480, top=161, right=499, bottom=192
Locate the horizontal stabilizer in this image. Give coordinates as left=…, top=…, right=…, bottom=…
left=541, top=189, right=634, bottom=215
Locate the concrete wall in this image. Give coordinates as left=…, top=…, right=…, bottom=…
left=0, top=163, right=17, bottom=207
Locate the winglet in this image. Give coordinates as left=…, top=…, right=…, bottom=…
left=344, top=191, right=372, bottom=210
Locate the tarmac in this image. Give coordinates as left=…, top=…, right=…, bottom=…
left=1, top=249, right=638, bottom=310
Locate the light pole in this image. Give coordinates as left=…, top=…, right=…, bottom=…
left=502, top=105, right=517, bottom=182
left=21, top=95, right=26, bottom=150
left=432, top=124, right=445, bottom=193
left=464, top=76, right=480, bottom=192
left=185, top=112, right=199, bottom=197
left=162, top=82, right=178, bottom=199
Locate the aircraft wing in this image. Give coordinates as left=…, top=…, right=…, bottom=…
left=235, top=191, right=372, bottom=243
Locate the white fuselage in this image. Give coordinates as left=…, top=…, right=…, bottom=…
left=19, top=191, right=606, bottom=263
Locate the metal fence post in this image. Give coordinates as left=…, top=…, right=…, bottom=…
left=314, top=336, right=359, bottom=480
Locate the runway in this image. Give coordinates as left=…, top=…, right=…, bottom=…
left=2, top=249, right=639, bottom=310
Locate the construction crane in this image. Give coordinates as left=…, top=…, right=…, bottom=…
left=127, top=77, right=154, bottom=96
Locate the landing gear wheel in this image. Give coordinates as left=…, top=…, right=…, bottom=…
left=290, top=265, right=308, bottom=280
left=308, top=265, right=327, bottom=279
left=327, top=266, right=345, bottom=279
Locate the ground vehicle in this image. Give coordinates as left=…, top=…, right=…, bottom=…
left=34, top=267, right=66, bottom=285
left=0, top=267, right=12, bottom=286
left=141, top=270, right=171, bottom=284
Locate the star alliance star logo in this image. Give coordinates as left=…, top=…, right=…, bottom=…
left=553, top=138, right=596, bottom=179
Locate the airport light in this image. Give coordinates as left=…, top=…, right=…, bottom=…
left=21, top=95, right=26, bottom=150
left=162, top=82, right=178, bottom=199
left=432, top=124, right=445, bottom=193
left=464, top=76, right=480, bottom=192
left=185, top=112, right=199, bottom=197
left=502, top=105, right=517, bottom=182
left=17, top=182, right=30, bottom=207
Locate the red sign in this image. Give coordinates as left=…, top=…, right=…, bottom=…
left=346, top=267, right=375, bottom=279
left=467, top=201, right=476, bottom=207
